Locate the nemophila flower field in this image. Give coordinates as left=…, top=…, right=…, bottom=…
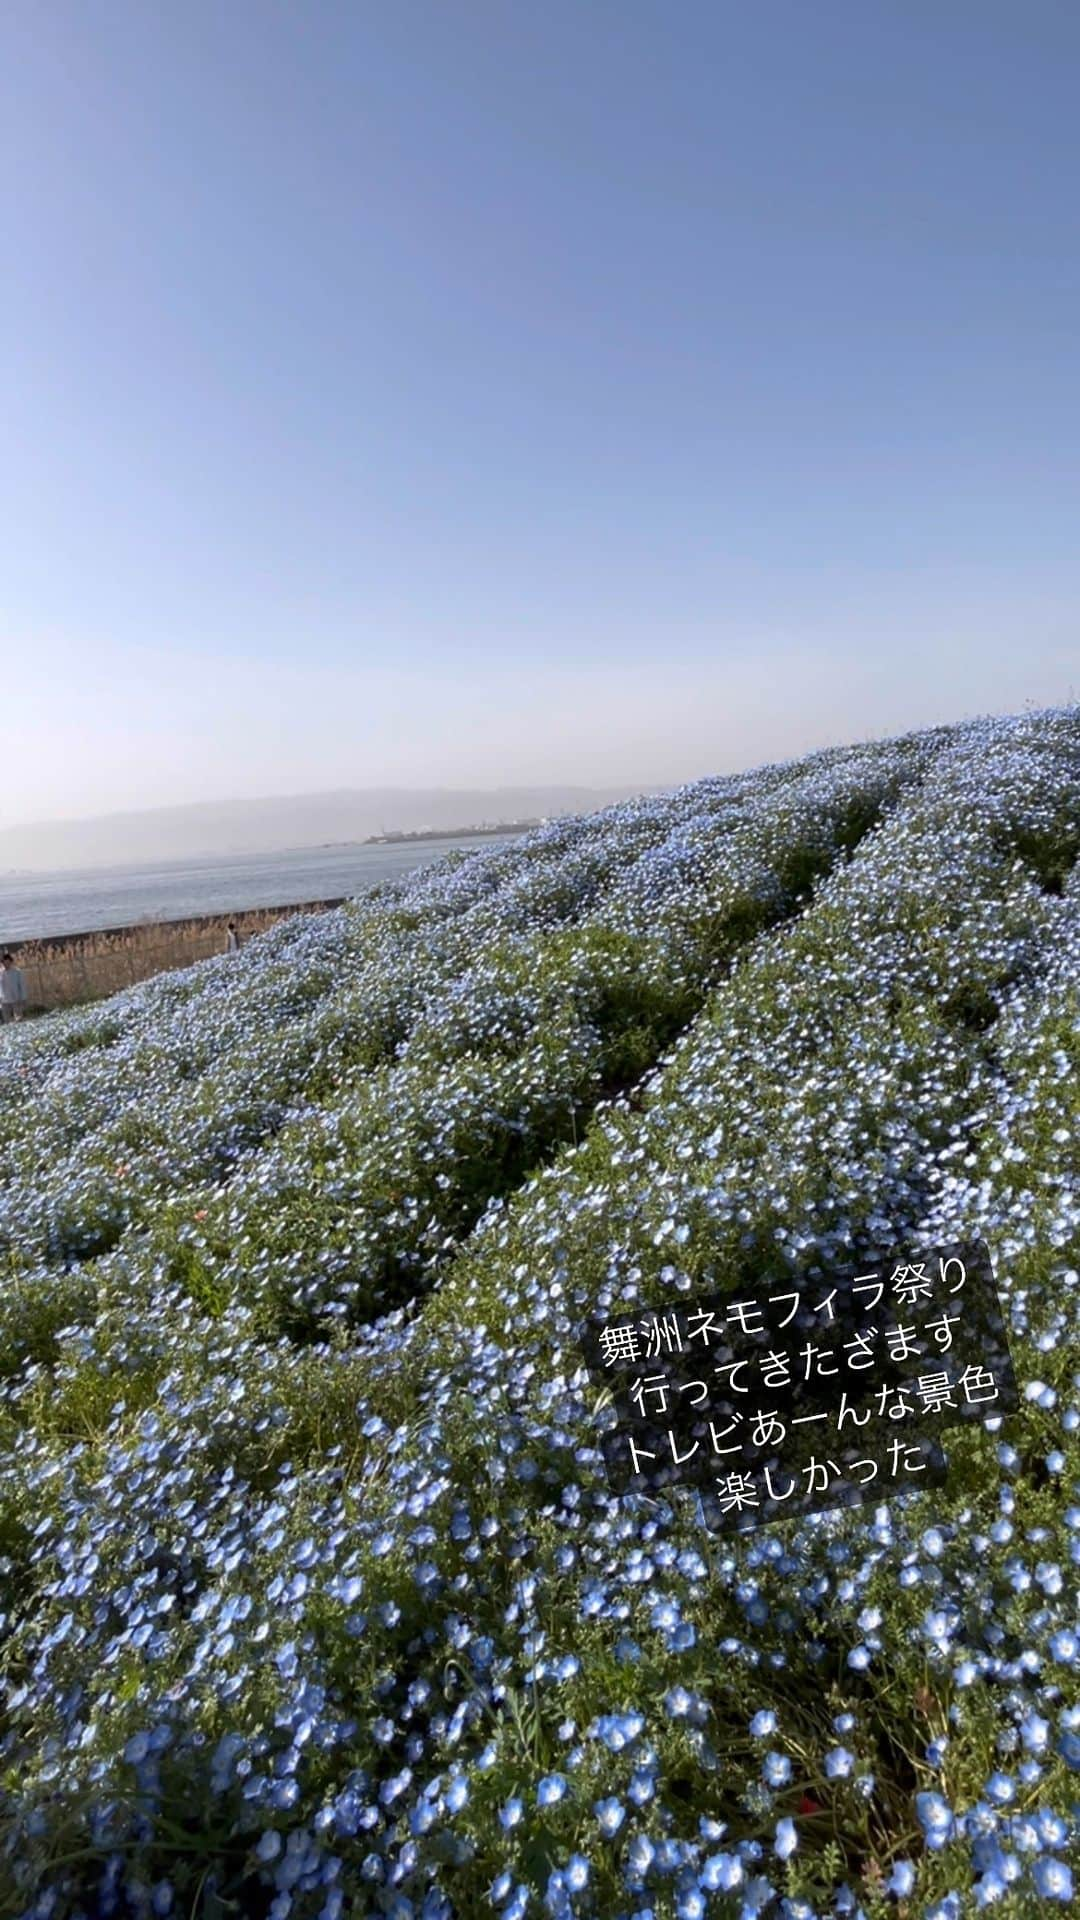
left=1, top=707, right=1079, bottom=1920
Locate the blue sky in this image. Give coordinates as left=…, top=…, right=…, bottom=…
left=3, top=1, right=1078, bottom=826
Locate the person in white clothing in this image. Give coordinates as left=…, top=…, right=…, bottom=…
left=0, top=953, right=26, bottom=1022
left=225, top=921, right=242, bottom=953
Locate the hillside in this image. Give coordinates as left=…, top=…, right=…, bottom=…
left=1, top=707, right=1079, bottom=1918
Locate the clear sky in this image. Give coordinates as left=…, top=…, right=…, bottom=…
left=2, top=1, right=1078, bottom=830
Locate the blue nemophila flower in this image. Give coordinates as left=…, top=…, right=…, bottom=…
left=593, top=1710, right=645, bottom=1752
left=1009, top=1815, right=1041, bottom=1854
left=824, top=1747, right=855, bottom=1779
left=499, top=1798, right=523, bottom=1830
left=1020, top=1712, right=1050, bottom=1754
left=628, top=1766, right=656, bottom=1806
left=410, top=1795, right=439, bottom=1836
left=1032, top=1860, right=1073, bottom=1903
left=564, top=1855, right=589, bottom=1893
left=594, top=1795, right=626, bottom=1836
left=1035, top=1808, right=1068, bottom=1849
left=676, top=1890, right=706, bottom=1920
left=974, top=1864, right=1008, bottom=1909
left=543, top=1867, right=570, bottom=1915
left=700, top=1853, right=743, bottom=1892
left=749, top=1709, right=778, bottom=1739
left=774, top=1817, right=798, bottom=1861
left=916, top=1791, right=955, bottom=1848
left=740, top=1876, right=776, bottom=1917
left=762, top=1751, right=792, bottom=1787
left=536, top=1774, right=568, bottom=1808
left=625, top=1833, right=656, bottom=1883
left=885, top=1859, right=915, bottom=1896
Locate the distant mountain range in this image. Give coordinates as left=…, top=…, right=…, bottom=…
left=0, top=786, right=652, bottom=874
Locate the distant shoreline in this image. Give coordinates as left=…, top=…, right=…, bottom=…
left=361, top=820, right=540, bottom=846
left=0, top=785, right=639, bottom=876
left=0, top=821, right=541, bottom=878
left=0, top=831, right=520, bottom=945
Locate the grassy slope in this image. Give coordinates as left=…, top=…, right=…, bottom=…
left=0, top=710, right=1078, bottom=1918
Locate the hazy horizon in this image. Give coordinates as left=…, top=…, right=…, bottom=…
left=5, top=689, right=1077, bottom=871
left=0, top=782, right=654, bottom=873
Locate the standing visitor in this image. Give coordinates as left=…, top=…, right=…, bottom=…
left=0, top=953, right=26, bottom=1022
left=225, top=921, right=242, bottom=953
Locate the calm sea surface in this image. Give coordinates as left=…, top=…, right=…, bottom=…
left=0, top=837, right=512, bottom=942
